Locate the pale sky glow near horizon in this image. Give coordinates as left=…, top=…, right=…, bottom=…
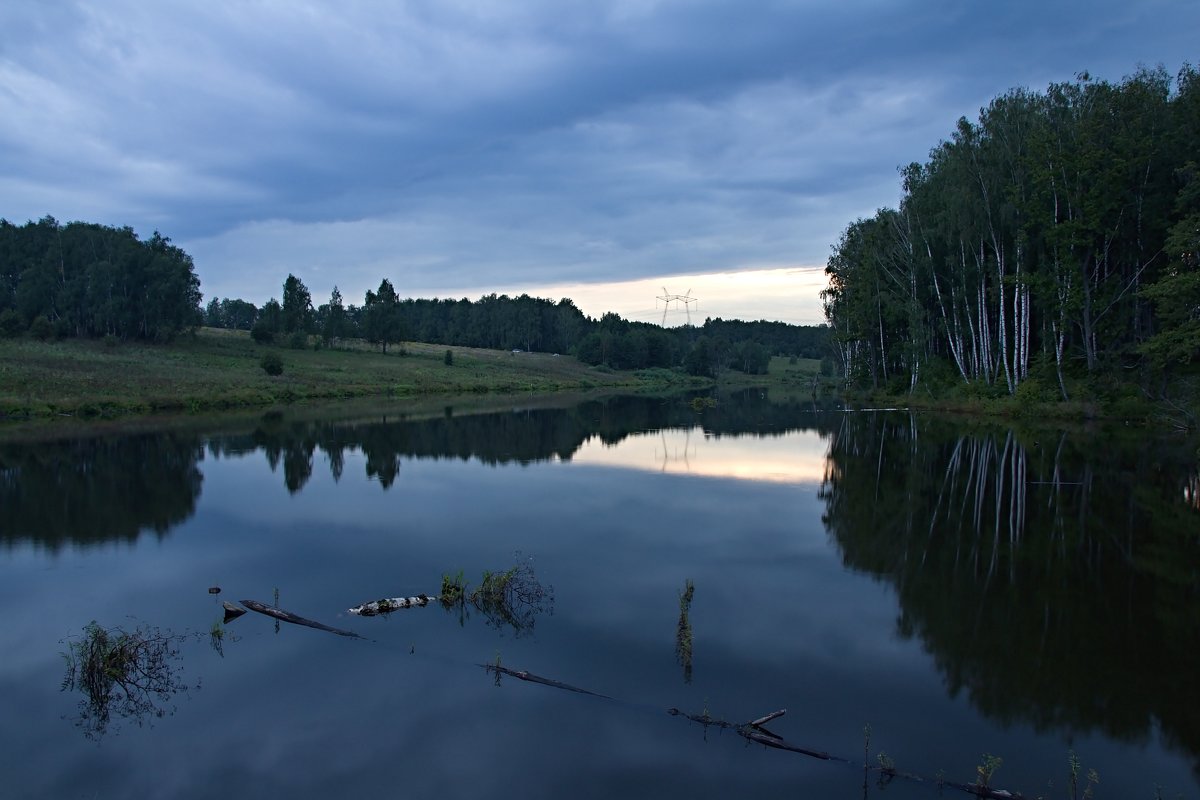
left=434, top=265, right=831, bottom=326
left=3, top=1, right=1198, bottom=325
left=566, top=426, right=831, bottom=484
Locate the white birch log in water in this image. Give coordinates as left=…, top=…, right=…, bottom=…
left=348, top=594, right=433, bottom=616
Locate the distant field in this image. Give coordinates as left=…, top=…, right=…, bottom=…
left=0, top=328, right=701, bottom=420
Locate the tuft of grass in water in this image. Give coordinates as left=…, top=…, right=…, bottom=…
left=440, top=570, right=465, bottom=605
left=60, top=621, right=189, bottom=738
left=209, top=621, right=225, bottom=657
left=976, top=753, right=1002, bottom=791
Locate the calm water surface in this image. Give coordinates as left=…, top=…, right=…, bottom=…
left=1, top=392, right=1197, bottom=799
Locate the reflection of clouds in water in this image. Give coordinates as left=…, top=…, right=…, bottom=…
left=569, top=427, right=829, bottom=484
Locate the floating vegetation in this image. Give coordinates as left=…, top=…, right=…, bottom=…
left=60, top=621, right=193, bottom=739
left=466, top=560, right=553, bottom=636
left=439, top=570, right=465, bottom=606
left=352, top=558, right=553, bottom=637
left=209, top=621, right=225, bottom=657
left=975, top=753, right=1002, bottom=793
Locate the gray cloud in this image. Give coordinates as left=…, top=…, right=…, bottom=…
left=2, top=0, right=1197, bottom=312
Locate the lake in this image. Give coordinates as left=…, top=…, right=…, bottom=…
left=2, top=391, right=1198, bottom=799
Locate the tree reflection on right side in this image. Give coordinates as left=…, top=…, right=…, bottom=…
left=820, top=412, right=1200, bottom=776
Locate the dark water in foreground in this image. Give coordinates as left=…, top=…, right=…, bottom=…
left=1, top=392, right=1198, bottom=799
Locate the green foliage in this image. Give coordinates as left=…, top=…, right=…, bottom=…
left=1, top=218, right=201, bottom=342
left=287, top=330, right=309, bottom=350
left=822, top=65, right=1194, bottom=403
left=281, top=274, right=313, bottom=334
left=470, top=567, right=518, bottom=609
left=0, top=308, right=21, bottom=337
left=320, top=286, right=347, bottom=344
left=30, top=315, right=53, bottom=341
left=258, top=298, right=282, bottom=334
left=439, top=560, right=553, bottom=636
left=60, top=621, right=188, bottom=738
left=443, top=349, right=453, bottom=366
left=975, top=753, right=1002, bottom=790
left=0, top=329, right=656, bottom=420
left=684, top=336, right=716, bottom=377
left=250, top=321, right=274, bottom=344
left=1140, top=271, right=1200, bottom=369
left=204, top=297, right=258, bottom=330
left=364, top=279, right=405, bottom=354
left=439, top=570, right=465, bottom=605
left=260, top=352, right=283, bottom=376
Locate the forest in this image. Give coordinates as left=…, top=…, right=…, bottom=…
left=204, top=275, right=831, bottom=377
left=0, top=214, right=829, bottom=378
left=0, top=217, right=202, bottom=342
left=822, top=65, right=1200, bottom=409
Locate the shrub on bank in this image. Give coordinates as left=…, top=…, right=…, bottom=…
left=260, top=353, right=283, bottom=376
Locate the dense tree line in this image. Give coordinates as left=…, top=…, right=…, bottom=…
left=822, top=65, right=1200, bottom=399
left=219, top=273, right=831, bottom=376
left=0, top=216, right=202, bottom=341
left=0, top=213, right=829, bottom=376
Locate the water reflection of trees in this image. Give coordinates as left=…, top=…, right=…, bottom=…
left=3, top=392, right=838, bottom=549
left=207, top=392, right=841, bottom=494
left=821, top=412, right=1200, bottom=769
left=0, top=434, right=203, bottom=551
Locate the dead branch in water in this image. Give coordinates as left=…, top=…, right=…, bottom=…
left=240, top=599, right=364, bottom=639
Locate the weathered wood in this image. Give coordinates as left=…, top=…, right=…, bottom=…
left=240, top=599, right=364, bottom=639
left=222, top=601, right=246, bottom=623
left=668, top=707, right=829, bottom=760
left=484, top=664, right=611, bottom=698
left=749, top=709, right=787, bottom=728
left=348, top=594, right=432, bottom=616
left=741, top=728, right=830, bottom=759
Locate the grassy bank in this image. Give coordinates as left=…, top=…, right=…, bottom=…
left=0, top=328, right=705, bottom=421
left=837, top=375, right=1200, bottom=432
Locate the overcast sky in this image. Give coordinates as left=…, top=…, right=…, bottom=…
left=2, top=1, right=1197, bottom=325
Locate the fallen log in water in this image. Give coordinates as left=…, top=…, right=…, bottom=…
left=222, top=601, right=246, bottom=624
left=667, top=707, right=830, bottom=759
left=483, top=664, right=611, bottom=698
left=348, top=594, right=432, bottom=616
left=240, top=599, right=364, bottom=639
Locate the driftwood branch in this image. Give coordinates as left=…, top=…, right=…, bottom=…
left=667, top=706, right=830, bottom=759
left=240, top=599, right=364, bottom=639
left=222, top=601, right=246, bottom=624
left=490, top=663, right=1033, bottom=799
left=483, top=664, right=611, bottom=698
left=749, top=709, right=787, bottom=728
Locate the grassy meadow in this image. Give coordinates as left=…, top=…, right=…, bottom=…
left=0, top=327, right=716, bottom=421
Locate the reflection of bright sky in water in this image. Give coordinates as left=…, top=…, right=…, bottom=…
left=564, top=426, right=829, bottom=484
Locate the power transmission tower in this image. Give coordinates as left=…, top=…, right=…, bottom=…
left=656, top=287, right=698, bottom=326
